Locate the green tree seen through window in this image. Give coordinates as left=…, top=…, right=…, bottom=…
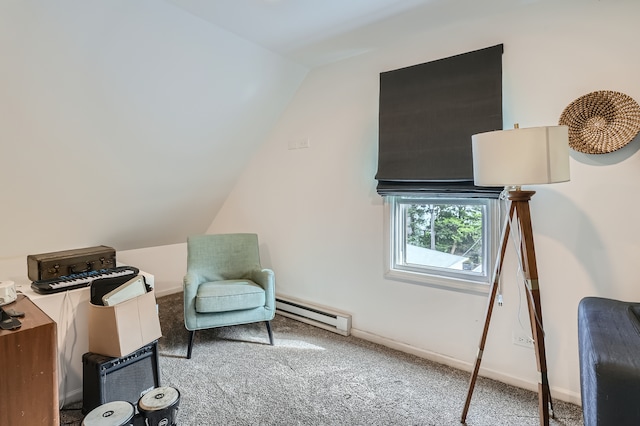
left=406, top=203, right=483, bottom=267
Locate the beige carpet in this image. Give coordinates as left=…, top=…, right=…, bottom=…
left=61, top=292, right=583, bottom=425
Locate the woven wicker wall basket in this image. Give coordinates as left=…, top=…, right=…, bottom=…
left=559, top=90, right=640, bottom=154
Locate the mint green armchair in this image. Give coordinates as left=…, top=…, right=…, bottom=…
left=183, top=233, right=275, bottom=359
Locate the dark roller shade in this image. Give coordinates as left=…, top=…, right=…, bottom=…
left=376, top=44, right=504, bottom=197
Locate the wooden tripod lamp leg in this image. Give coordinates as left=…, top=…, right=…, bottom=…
left=461, top=203, right=515, bottom=424
left=512, top=193, right=553, bottom=425
left=461, top=191, right=553, bottom=426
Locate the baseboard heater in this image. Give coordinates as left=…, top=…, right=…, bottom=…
left=275, top=295, right=351, bottom=336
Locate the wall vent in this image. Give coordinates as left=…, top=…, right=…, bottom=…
left=275, top=295, right=351, bottom=336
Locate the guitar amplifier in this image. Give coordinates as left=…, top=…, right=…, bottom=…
left=27, top=245, right=116, bottom=282
left=82, top=341, right=161, bottom=415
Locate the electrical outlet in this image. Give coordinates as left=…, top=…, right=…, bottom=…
left=512, top=333, right=534, bottom=349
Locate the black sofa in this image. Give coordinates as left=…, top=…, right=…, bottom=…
left=578, top=297, right=640, bottom=426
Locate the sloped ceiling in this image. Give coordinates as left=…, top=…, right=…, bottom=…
left=0, top=0, right=306, bottom=258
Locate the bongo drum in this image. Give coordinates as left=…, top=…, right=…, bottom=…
left=82, top=401, right=135, bottom=426
left=138, top=386, right=180, bottom=426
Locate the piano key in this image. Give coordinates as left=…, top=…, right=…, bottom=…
left=31, top=266, right=139, bottom=295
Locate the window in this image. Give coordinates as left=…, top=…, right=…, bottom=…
left=375, top=45, right=504, bottom=293
left=385, top=194, right=501, bottom=294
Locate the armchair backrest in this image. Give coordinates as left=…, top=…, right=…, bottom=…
left=187, top=233, right=261, bottom=281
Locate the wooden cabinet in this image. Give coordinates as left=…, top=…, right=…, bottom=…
left=0, top=294, right=59, bottom=425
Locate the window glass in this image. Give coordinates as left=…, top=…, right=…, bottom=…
left=385, top=195, right=500, bottom=294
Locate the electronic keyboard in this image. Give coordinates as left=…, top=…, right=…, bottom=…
left=31, top=266, right=139, bottom=295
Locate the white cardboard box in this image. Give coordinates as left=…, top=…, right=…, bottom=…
left=88, top=290, right=162, bottom=357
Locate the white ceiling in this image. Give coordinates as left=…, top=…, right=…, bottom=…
left=164, top=0, right=539, bottom=67
left=165, top=0, right=427, bottom=58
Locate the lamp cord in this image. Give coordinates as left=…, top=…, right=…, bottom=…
left=499, top=188, right=546, bottom=342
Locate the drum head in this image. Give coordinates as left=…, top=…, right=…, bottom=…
left=82, top=401, right=134, bottom=426
left=139, top=386, right=180, bottom=412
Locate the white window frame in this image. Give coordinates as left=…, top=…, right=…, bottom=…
left=384, top=194, right=501, bottom=295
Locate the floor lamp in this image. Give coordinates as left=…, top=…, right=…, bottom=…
left=460, top=125, right=570, bottom=426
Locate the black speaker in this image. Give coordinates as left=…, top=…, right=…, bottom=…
left=82, top=341, right=160, bottom=414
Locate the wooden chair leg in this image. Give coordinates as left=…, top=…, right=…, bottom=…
left=265, top=321, right=274, bottom=345
left=187, top=330, right=196, bottom=359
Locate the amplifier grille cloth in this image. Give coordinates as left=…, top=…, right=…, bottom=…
left=82, top=341, right=160, bottom=414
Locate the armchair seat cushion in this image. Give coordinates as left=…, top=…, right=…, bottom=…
left=196, top=280, right=266, bottom=313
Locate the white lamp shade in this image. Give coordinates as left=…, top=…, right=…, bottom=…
left=472, top=125, right=570, bottom=187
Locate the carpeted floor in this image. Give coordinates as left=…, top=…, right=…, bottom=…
left=61, top=292, right=583, bottom=425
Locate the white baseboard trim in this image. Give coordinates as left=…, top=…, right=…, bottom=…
left=351, top=328, right=581, bottom=406
left=155, top=285, right=183, bottom=298
left=59, top=387, right=83, bottom=407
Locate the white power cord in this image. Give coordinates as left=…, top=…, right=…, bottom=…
left=500, top=186, right=545, bottom=342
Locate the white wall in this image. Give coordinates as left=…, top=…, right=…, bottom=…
left=118, top=243, right=186, bottom=297
left=203, top=0, right=640, bottom=404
